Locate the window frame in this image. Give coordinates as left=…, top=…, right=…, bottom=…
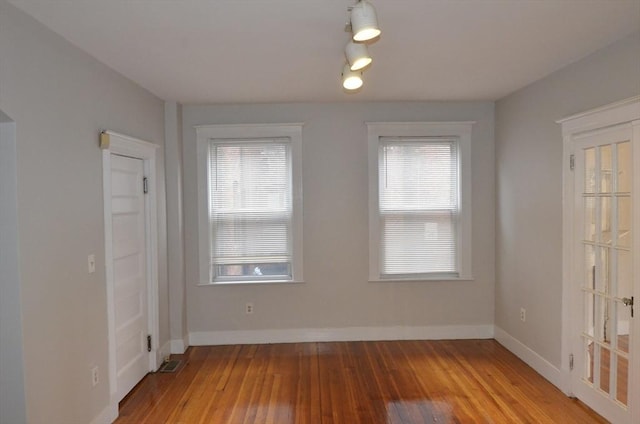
left=367, top=122, right=474, bottom=282
left=196, top=123, right=304, bottom=285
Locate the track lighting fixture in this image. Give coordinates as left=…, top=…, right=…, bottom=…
left=342, top=63, right=363, bottom=90
left=345, top=41, right=372, bottom=71
left=350, top=0, right=381, bottom=42
left=340, top=1, right=381, bottom=93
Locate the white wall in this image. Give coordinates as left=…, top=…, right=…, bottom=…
left=182, top=102, right=495, bottom=340
left=0, top=1, right=168, bottom=423
left=495, top=31, right=640, bottom=368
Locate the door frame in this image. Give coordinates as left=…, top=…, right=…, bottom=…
left=559, top=96, right=640, bottom=423
left=101, top=130, right=159, bottom=419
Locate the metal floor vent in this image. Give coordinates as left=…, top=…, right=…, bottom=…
left=158, top=360, right=182, bottom=373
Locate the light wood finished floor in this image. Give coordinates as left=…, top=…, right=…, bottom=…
left=116, top=340, right=606, bottom=424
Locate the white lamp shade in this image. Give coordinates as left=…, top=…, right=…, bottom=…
left=342, top=63, right=363, bottom=90
left=351, top=1, right=381, bottom=42
left=345, top=41, right=372, bottom=71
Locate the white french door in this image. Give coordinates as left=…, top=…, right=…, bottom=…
left=561, top=98, right=640, bottom=424
left=571, top=124, right=637, bottom=423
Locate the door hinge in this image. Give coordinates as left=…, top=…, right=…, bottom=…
left=569, top=353, right=574, bottom=371
left=143, top=177, right=148, bottom=194
left=569, top=154, right=575, bottom=171
left=147, top=335, right=152, bottom=352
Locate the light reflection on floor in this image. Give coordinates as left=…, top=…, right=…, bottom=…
left=229, top=403, right=293, bottom=423
left=386, top=399, right=455, bottom=423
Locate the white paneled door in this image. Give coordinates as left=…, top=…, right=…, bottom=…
left=110, top=154, right=149, bottom=402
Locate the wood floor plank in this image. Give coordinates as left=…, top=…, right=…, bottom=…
left=293, top=342, right=321, bottom=424
left=115, top=340, right=608, bottom=424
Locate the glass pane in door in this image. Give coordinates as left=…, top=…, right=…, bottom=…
left=600, top=198, right=612, bottom=245
left=585, top=148, right=596, bottom=193
left=597, top=296, right=611, bottom=345
left=617, top=142, right=631, bottom=193
left=616, top=355, right=628, bottom=405
left=616, top=301, right=631, bottom=355
left=599, top=345, right=611, bottom=395
left=600, top=145, right=612, bottom=193
left=596, top=247, right=609, bottom=293
left=584, top=292, right=595, bottom=337
left=584, top=197, right=596, bottom=241
left=617, top=197, right=631, bottom=248
left=617, top=249, right=632, bottom=299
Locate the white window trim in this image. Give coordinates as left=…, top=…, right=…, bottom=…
left=196, top=123, right=304, bottom=285
left=367, top=122, right=474, bottom=282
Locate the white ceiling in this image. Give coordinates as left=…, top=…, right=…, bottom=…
left=9, top=0, right=640, bottom=104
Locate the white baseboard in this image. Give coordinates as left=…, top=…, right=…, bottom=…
left=89, top=402, right=118, bottom=424
left=170, top=336, right=189, bottom=354
left=494, top=326, right=562, bottom=389
left=189, top=324, right=494, bottom=346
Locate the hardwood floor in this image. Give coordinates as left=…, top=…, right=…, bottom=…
left=116, top=340, right=606, bottom=424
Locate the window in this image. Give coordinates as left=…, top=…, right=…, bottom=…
left=196, top=124, right=303, bottom=284
left=367, top=122, right=473, bottom=281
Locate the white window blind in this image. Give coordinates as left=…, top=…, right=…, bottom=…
left=378, top=137, right=459, bottom=277
left=208, top=139, right=292, bottom=282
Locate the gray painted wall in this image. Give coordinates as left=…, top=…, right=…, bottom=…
left=165, top=102, right=187, bottom=349
left=495, top=31, right=640, bottom=367
left=0, top=1, right=168, bottom=422
left=182, top=102, right=496, bottom=335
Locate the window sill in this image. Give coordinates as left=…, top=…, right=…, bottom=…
left=197, top=280, right=305, bottom=286
left=369, top=276, right=474, bottom=283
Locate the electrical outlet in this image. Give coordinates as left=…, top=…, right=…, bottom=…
left=91, top=366, right=99, bottom=387
left=245, top=302, right=254, bottom=315
left=520, top=307, right=526, bottom=322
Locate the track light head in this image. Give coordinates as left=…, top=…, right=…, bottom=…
left=345, top=41, right=372, bottom=71
left=342, top=63, right=363, bottom=91
left=350, top=0, right=381, bottom=42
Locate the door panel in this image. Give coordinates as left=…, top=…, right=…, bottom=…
left=572, top=126, right=635, bottom=423
left=110, top=154, right=148, bottom=402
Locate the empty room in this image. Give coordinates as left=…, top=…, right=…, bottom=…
left=1, top=1, right=639, bottom=423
